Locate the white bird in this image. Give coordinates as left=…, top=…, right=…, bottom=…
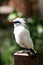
left=12, top=17, right=37, bottom=56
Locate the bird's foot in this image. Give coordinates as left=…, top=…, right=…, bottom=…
left=31, top=53, right=38, bottom=59
left=26, top=50, right=38, bottom=59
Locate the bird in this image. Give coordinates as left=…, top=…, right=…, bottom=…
left=12, top=17, right=37, bottom=58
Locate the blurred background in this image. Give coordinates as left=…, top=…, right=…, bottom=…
left=0, top=0, right=43, bottom=65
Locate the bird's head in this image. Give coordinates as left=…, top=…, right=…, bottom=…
left=12, top=17, right=26, bottom=28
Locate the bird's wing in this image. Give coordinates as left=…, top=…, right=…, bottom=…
left=19, top=28, right=34, bottom=49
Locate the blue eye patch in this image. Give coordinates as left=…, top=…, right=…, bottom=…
left=13, top=21, right=21, bottom=24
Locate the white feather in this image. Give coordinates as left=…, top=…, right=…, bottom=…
left=14, top=25, right=34, bottom=49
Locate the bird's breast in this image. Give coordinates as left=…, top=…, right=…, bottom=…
left=14, top=26, right=24, bottom=42
left=14, top=26, right=25, bottom=35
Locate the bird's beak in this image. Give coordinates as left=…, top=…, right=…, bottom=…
left=9, top=20, right=17, bottom=27
left=9, top=20, right=14, bottom=26
left=10, top=20, right=13, bottom=23
left=9, top=20, right=14, bottom=24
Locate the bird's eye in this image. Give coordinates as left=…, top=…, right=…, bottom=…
left=13, top=21, right=21, bottom=24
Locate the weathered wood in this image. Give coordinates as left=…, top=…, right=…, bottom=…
left=14, top=50, right=38, bottom=65
left=14, top=0, right=32, bottom=17
left=14, top=0, right=39, bottom=17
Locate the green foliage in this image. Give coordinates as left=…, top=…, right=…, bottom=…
left=7, top=11, right=17, bottom=21
left=0, top=27, right=21, bottom=65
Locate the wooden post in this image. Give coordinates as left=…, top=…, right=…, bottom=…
left=14, top=50, right=38, bottom=65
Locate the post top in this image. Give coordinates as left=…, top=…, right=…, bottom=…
left=14, top=50, right=31, bottom=56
